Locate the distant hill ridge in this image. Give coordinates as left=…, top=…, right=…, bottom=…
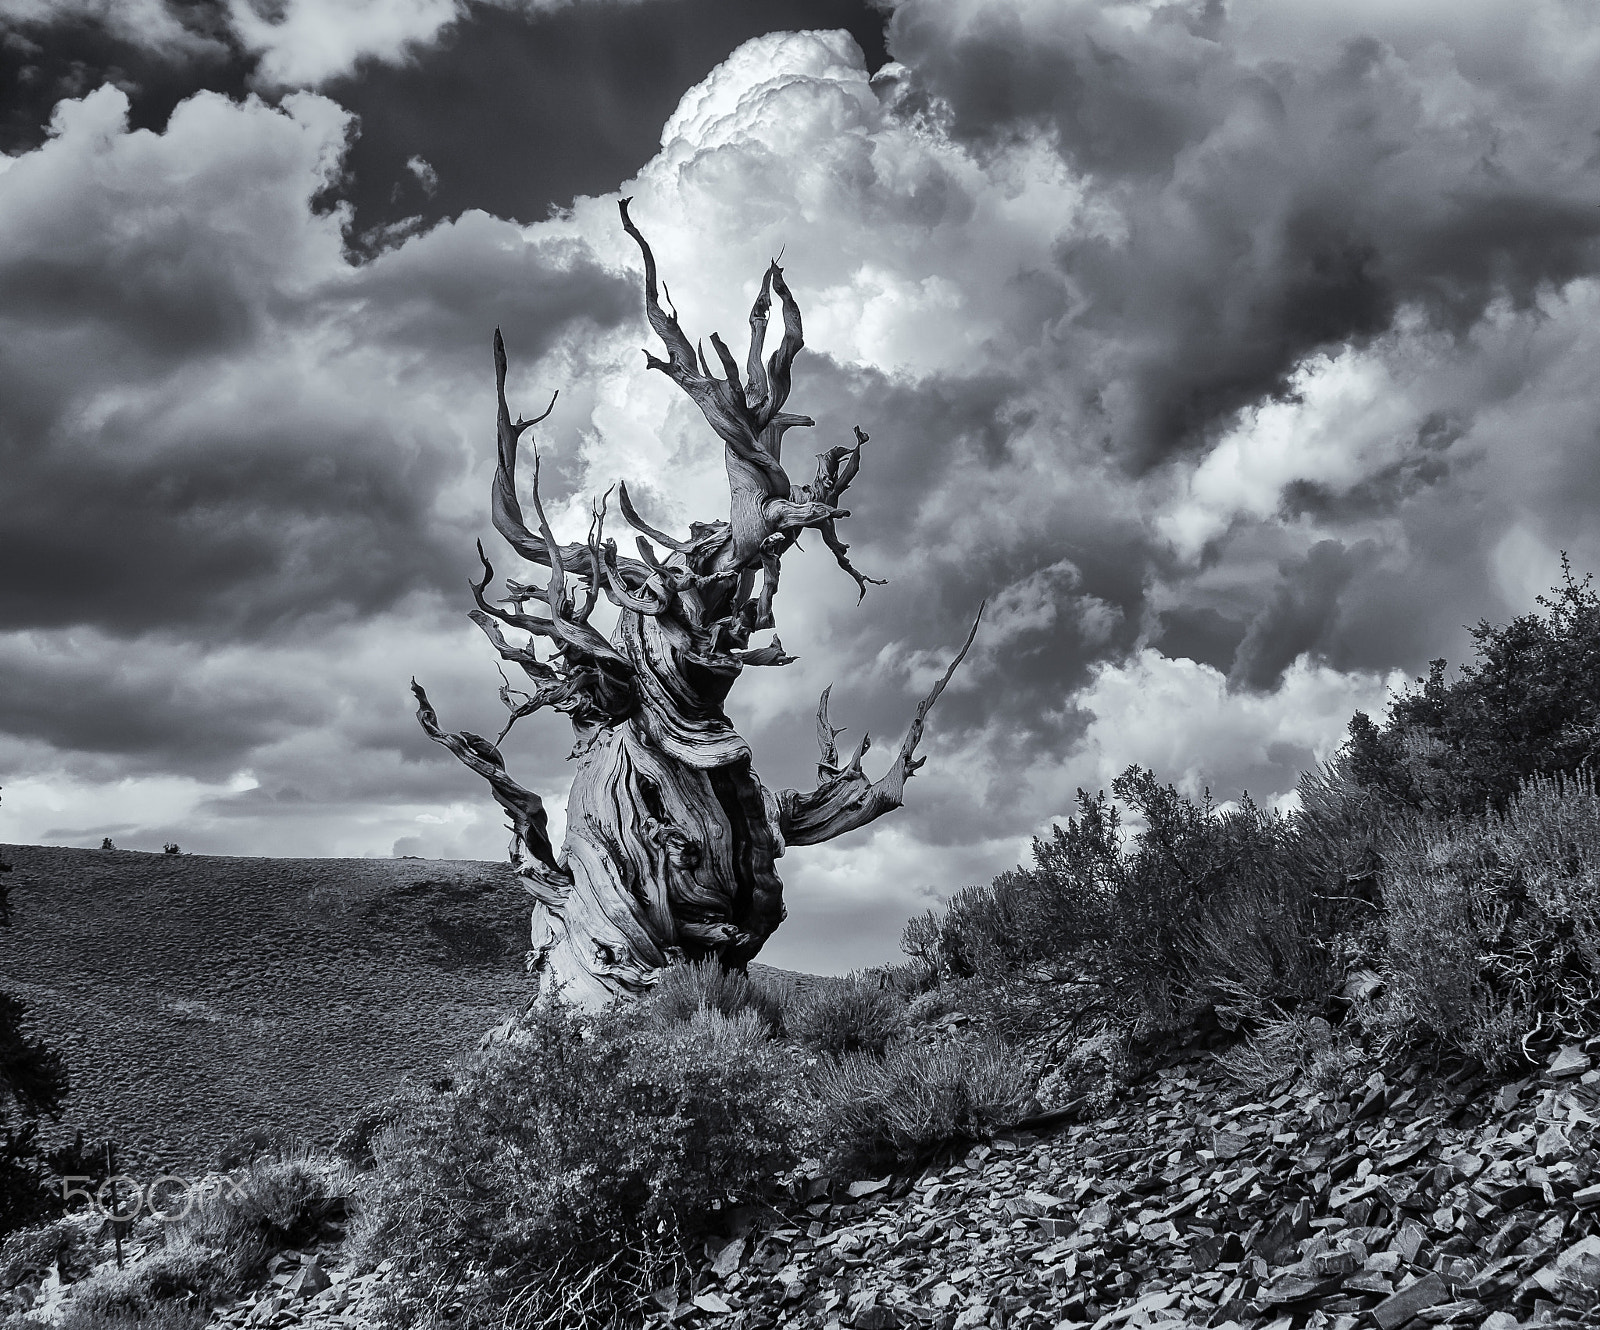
left=0, top=844, right=680, bottom=1172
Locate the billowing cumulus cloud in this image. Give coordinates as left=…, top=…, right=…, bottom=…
left=0, top=84, right=631, bottom=641
left=5, top=1, right=1600, bottom=973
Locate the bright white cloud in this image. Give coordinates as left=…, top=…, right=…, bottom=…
left=1073, top=649, right=1404, bottom=810
left=1157, top=339, right=1432, bottom=562
left=225, top=0, right=463, bottom=86
left=8, top=7, right=1600, bottom=975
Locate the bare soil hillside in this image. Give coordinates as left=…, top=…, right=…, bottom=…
left=0, top=844, right=543, bottom=1174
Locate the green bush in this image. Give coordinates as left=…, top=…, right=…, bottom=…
left=0, top=1215, right=92, bottom=1291
left=1347, top=559, right=1600, bottom=817
left=1380, top=770, right=1600, bottom=1070
left=161, top=1143, right=351, bottom=1289
left=57, top=1238, right=225, bottom=1321
left=911, top=768, right=1340, bottom=1033
left=786, top=978, right=906, bottom=1057
left=350, top=999, right=801, bottom=1330
left=808, top=1036, right=1036, bottom=1168
left=644, top=958, right=785, bottom=1036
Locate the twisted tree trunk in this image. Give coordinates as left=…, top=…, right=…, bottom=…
left=413, top=202, right=980, bottom=1006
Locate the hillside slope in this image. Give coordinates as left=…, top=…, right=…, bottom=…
left=46, top=1028, right=1600, bottom=1330
left=0, top=844, right=541, bottom=1173
left=640, top=1035, right=1600, bottom=1329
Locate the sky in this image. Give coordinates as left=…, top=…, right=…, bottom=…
left=2, top=0, right=1599, bottom=974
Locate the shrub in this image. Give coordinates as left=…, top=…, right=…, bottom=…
left=808, top=1036, right=1035, bottom=1168
left=162, top=1143, right=351, bottom=1288
left=1032, top=1022, right=1135, bottom=1116
left=332, top=1085, right=438, bottom=1170
left=644, top=959, right=785, bottom=1036
left=0, top=1129, right=58, bottom=1241
left=1215, top=1011, right=1359, bottom=1095
left=1380, top=770, right=1600, bottom=1070
left=1289, top=755, right=1399, bottom=931
left=56, top=1303, right=211, bottom=1330
left=861, top=961, right=934, bottom=999
left=786, top=977, right=906, bottom=1057
left=211, top=1126, right=297, bottom=1171
left=1171, top=842, right=1342, bottom=1032
left=917, top=791, right=1123, bottom=983
left=913, top=768, right=1340, bottom=1034
left=900, top=912, right=943, bottom=980
left=1, top=845, right=72, bottom=1242
left=0, top=1215, right=93, bottom=1291
left=1347, top=559, right=1600, bottom=817
left=350, top=999, right=801, bottom=1329
left=59, top=1238, right=225, bottom=1321
left=0, top=994, right=69, bottom=1238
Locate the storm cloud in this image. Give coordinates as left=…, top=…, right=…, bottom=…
left=4, top=0, right=1600, bottom=972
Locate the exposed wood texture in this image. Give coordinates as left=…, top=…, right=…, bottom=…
left=413, top=204, right=980, bottom=1005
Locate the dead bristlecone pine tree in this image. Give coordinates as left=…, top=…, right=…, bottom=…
left=412, top=201, right=982, bottom=1006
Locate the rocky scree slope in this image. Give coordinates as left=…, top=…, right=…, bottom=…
left=640, top=1036, right=1600, bottom=1330
left=48, top=1030, right=1600, bottom=1330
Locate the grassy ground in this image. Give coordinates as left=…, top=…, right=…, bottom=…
left=0, top=844, right=540, bottom=1174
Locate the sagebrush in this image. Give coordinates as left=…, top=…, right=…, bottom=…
left=349, top=999, right=800, bottom=1330
left=1381, top=770, right=1600, bottom=1070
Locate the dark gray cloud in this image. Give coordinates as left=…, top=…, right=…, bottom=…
left=0, top=87, right=633, bottom=640
left=888, top=2, right=1600, bottom=469
left=0, top=2, right=247, bottom=155
left=2, top=0, right=890, bottom=240
left=328, top=0, right=890, bottom=240
left=0, top=635, right=323, bottom=767
left=1151, top=606, right=1245, bottom=674
left=1228, top=538, right=1379, bottom=691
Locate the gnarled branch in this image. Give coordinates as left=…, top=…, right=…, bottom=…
left=619, top=198, right=794, bottom=503
left=411, top=679, right=569, bottom=881
left=778, top=605, right=984, bottom=846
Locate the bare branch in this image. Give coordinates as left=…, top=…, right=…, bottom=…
left=412, top=679, right=568, bottom=879
left=470, top=542, right=567, bottom=645
left=599, top=542, right=672, bottom=615
left=619, top=200, right=792, bottom=502
left=745, top=266, right=774, bottom=410
left=758, top=262, right=804, bottom=428
left=778, top=604, right=984, bottom=846
left=494, top=666, right=548, bottom=745
left=894, top=602, right=984, bottom=776
left=618, top=197, right=697, bottom=374
left=762, top=495, right=843, bottom=532
left=737, top=636, right=795, bottom=667
left=470, top=608, right=556, bottom=677
left=708, top=331, right=744, bottom=400
left=820, top=517, right=886, bottom=602
left=524, top=446, right=633, bottom=669
left=814, top=684, right=845, bottom=777
left=616, top=480, right=695, bottom=555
